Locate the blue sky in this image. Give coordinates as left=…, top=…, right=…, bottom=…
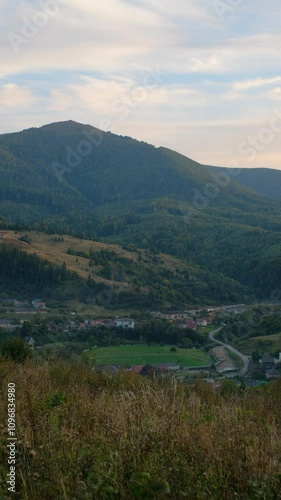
left=1, top=0, right=281, bottom=168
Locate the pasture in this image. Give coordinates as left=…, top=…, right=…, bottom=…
left=87, top=344, right=211, bottom=367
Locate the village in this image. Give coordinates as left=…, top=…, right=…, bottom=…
left=1, top=298, right=280, bottom=386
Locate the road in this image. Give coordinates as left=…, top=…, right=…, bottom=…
left=209, top=328, right=250, bottom=376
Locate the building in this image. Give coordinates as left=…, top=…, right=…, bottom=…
left=196, top=318, right=208, bottom=327
left=186, top=320, right=198, bottom=331
left=32, top=299, right=46, bottom=310
left=266, top=369, right=280, bottom=380
left=261, top=355, right=276, bottom=369
left=115, top=318, right=135, bottom=329
left=163, top=312, right=191, bottom=321
left=0, top=319, right=13, bottom=330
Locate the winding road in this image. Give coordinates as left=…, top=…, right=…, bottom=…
left=209, top=328, right=250, bottom=376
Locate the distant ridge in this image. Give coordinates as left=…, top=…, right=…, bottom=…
left=233, top=167, right=281, bottom=200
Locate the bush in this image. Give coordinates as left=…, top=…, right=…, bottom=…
left=1, top=337, right=31, bottom=363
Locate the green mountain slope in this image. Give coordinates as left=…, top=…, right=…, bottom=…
left=231, top=167, right=281, bottom=200
left=0, top=120, right=281, bottom=300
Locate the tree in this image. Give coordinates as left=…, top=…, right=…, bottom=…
left=251, top=350, right=261, bottom=362
left=2, top=337, right=31, bottom=363
left=180, top=338, right=193, bottom=349
left=21, top=321, right=33, bottom=337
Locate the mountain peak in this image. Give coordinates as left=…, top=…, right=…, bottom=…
left=39, top=120, right=102, bottom=136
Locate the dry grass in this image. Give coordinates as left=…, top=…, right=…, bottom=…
left=0, top=230, right=198, bottom=282
left=1, top=359, right=281, bottom=499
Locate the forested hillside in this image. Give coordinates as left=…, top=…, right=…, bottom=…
left=0, top=232, right=250, bottom=307
left=0, top=121, right=281, bottom=300
left=0, top=244, right=77, bottom=297
left=234, top=167, right=281, bottom=200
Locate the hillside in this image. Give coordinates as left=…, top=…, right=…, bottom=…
left=234, top=167, right=281, bottom=200
left=1, top=121, right=281, bottom=299
left=0, top=231, right=249, bottom=308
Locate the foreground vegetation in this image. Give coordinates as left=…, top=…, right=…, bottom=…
left=1, top=357, right=281, bottom=499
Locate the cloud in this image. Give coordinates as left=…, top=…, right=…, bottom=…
left=0, top=83, right=35, bottom=109
left=1, top=0, right=281, bottom=168
left=233, top=76, right=281, bottom=92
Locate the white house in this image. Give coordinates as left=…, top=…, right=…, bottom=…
left=115, top=318, right=135, bottom=329
left=196, top=318, right=208, bottom=327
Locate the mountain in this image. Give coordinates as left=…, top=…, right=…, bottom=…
left=1, top=120, right=281, bottom=301
left=0, top=120, right=270, bottom=215
left=231, top=167, right=281, bottom=200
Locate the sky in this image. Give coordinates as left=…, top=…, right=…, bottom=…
left=1, top=0, right=281, bottom=169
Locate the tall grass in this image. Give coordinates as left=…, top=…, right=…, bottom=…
left=0, top=358, right=281, bottom=499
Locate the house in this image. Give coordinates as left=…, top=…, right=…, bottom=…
left=0, top=319, right=13, bottom=331
left=206, top=314, right=215, bottom=324
left=261, top=355, right=276, bottom=369
left=247, top=362, right=260, bottom=373
left=115, top=318, right=135, bottom=329
left=32, top=299, right=46, bottom=310
left=174, top=320, right=188, bottom=329
left=167, top=365, right=180, bottom=371
left=24, top=337, right=35, bottom=350
left=91, top=319, right=105, bottom=327
left=163, top=312, right=190, bottom=321
left=187, top=309, right=198, bottom=315
left=197, top=318, right=208, bottom=327
left=186, top=320, right=198, bottom=331
left=266, top=369, right=280, bottom=380
left=153, top=363, right=180, bottom=372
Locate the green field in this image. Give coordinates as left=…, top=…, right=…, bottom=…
left=235, top=333, right=281, bottom=355
left=86, top=345, right=211, bottom=367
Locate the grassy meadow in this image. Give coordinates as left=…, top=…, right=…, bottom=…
left=1, top=358, right=281, bottom=499
left=235, top=333, right=281, bottom=355
left=87, top=345, right=211, bottom=367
